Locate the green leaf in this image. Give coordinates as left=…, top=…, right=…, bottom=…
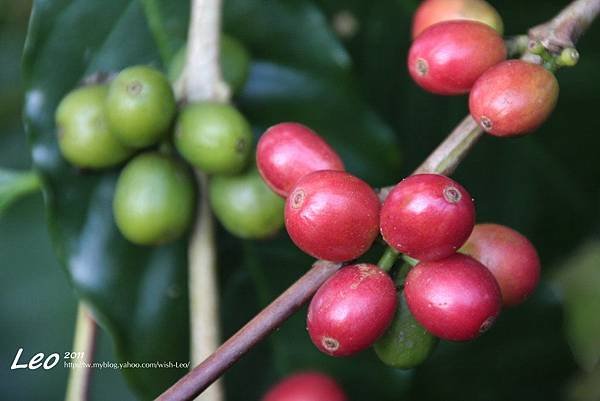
left=0, top=168, right=40, bottom=214
left=22, top=1, right=189, bottom=399
left=554, top=241, right=600, bottom=372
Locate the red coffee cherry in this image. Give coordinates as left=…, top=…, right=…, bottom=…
left=461, top=223, right=541, bottom=307
left=307, top=264, right=397, bottom=356
left=257, top=122, right=345, bottom=197
left=380, top=174, right=475, bottom=261
left=285, top=170, right=380, bottom=262
left=404, top=254, right=502, bottom=341
left=412, top=0, right=503, bottom=39
left=469, top=60, right=559, bottom=136
left=407, top=20, right=506, bottom=95
left=262, top=371, right=347, bottom=401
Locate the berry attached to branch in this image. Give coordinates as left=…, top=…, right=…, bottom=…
left=408, top=20, right=506, bottom=95
left=284, top=170, right=380, bottom=262
left=380, top=174, right=476, bottom=261
left=307, top=264, right=397, bottom=356
left=469, top=60, right=559, bottom=136
left=256, top=122, right=345, bottom=197
left=262, top=372, right=348, bottom=401
left=461, top=223, right=541, bottom=307
left=412, top=0, right=504, bottom=39
left=404, top=254, right=502, bottom=341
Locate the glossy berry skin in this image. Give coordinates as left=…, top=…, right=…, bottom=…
left=210, top=168, right=285, bottom=239
left=412, top=0, right=503, bottom=39
left=374, top=292, right=438, bottom=369
left=285, top=171, right=380, bottom=262
left=404, top=254, right=502, bottom=341
left=380, top=174, right=475, bottom=261
left=307, top=264, right=397, bottom=356
left=106, top=66, right=176, bottom=148
left=55, top=85, right=132, bottom=168
left=113, top=153, right=195, bottom=245
left=461, top=223, right=541, bottom=307
left=469, top=60, right=559, bottom=137
left=262, top=372, right=347, bottom=401
left=408, top=21, right=506, bottom=95
left=257, top=123, right=345, bottom=197
left=175, top=102, right=253, bottom=174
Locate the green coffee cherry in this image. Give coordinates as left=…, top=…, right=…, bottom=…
left=106, top=65, right=176, bottom=148
left=175, top=101, right=252, bottom=174
left=209, top=168, right=284, bottom=239
left=55, top=85, right=132, bottom=168
left=374, top=292, right=438, bottom=369
left=220, top=35, right=250, bottom=92
left=113, top=152, right=195, bottom=245
left=168, top=35, right=250, bottom=92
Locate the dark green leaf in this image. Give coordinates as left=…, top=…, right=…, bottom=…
left=23, top=1, right=189, bottom=398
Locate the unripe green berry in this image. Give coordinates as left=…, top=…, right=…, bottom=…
left=175, top=102, right=252, bottom=174
left=209, top=168, right=284, bottom=239
left=168, top=35, right=250, bottom=93
left=220, top=35, right=250, bottom=92
left=55, top=85, right=132, bottom=168
left=374, top=292, right=438, bottom=369
left=113, top=152, right=195, bottom=245
left=106, top=65, right=176, bottom=148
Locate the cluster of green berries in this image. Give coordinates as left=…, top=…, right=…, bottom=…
left=55, top=37, right=285, bottom=245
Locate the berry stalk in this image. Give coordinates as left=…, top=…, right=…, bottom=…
left=156, top=1, right=600, bottom=400
left=179, top=1, right=231, bottom=401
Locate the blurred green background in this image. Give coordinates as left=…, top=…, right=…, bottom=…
left=1, top=0, right=599, bottom=400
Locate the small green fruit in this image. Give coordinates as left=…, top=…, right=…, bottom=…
left=220, top=35, right=250, bottom=92
left=106, top=65, right=176, bottom=148
left=113, top=152, right=195, bottom=245
left=168, top=35, right=250, bottom=92
left=175, top=102, right=252, bottom=174
left=209, top=168, right=284, bottom=239
left=374, top=292, right=438, bottom=369
left=55, top=85, right=132, bottom=168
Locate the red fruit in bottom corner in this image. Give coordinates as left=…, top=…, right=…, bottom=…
left=469, top=60, right=559, bottom=136
left=262, top=371, right=347, bottom=401
left=461, top=223, right=541, bottom=307
left=412, top=0, right=504, bottom=39
left=257, top=122, right=345, bottom=197
left=307, top=264, right=397, bottom=356
left=408, top=20, right=506, bottom=95
left=285, top=170, right=380, bottom=262
left=380, top=174, right=476, bottom=261
left=404, top=254, right=501, bottom=341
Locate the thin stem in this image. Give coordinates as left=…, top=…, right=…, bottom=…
left=139, top=0, right=175, bottom=66
left=529, top=0, right=600, bottom=53
left=394, top=263, right=413, bottom=287
left=401, top=254, right=419, bottom=267
left=156, top=261, right=342, bottom=401
left=0, top=168, right=41, bottom=214
left=64, top=304, right=97, bottom=401
left=181, top=1, right=230, bottom=401
left=377, top=247, right=399, bottom=272
left=155, top=1, right=600, bottom=400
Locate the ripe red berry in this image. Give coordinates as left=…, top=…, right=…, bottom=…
left=404, top=254, right=502, bottom=341
left=285, top=170, right=380, bottom=262
left=380, top=174, right=475, bottom=261
left=407, top=20, right=506, bottom=95
left=469, top=60, right=559, bottom=136
left=307, top=264, right=397, bottom=356
left=257, top=123, right=345, bottom=197
left=262, top=372, right=347, bottom=401
left=461, top=223, right=541, bottom=307
left=412, top=0, right=504, bottom=39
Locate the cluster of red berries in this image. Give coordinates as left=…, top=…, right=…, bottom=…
left=256, top=120, right=540, bottom=362
left=408, top=0, right=559, bottom=137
